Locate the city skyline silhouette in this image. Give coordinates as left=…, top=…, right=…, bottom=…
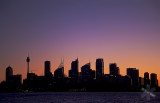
left=0, top=55, right=160, bottom=86
left=0, top=56, right=159, bottom=92
left=0, top=0, right=160, bottom=89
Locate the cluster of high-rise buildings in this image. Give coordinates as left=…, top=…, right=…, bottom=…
left=0, top=56, right=159, bottom=92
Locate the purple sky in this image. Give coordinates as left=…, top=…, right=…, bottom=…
left=0, top=0, right=160, bottom=83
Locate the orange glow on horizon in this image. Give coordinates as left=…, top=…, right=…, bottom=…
left=1, top=54, right=159, bottom=86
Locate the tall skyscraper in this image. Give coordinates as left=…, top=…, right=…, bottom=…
left=69, top=58, right=79, bottom=79
left=127, top=68, right=139, bottom=87
left=6, top=66, right=13, bottom=82
left=144, top=72, right=150, bottom=86
left=96, top=58, right=104, bottom=80
left=44, top=61, right=51, bottom=77
left=81, top=63, right=91, bottom=81
left=109, top=63, right=120, bottom=76
left=81, top=63, right=95, bottom=81
left=150, top=73, right=157, bottom=87
left=26, top=56, right=30, bottom=74
left=54, top=59, right=64, bottom=79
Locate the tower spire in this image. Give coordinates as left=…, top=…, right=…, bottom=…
left=26, top=55, right=30, bottom=74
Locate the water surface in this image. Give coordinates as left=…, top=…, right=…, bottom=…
left=0, top=92, right=159, bottom=103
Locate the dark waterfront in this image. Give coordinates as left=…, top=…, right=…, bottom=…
left=0, top=92, right=160, bottom=103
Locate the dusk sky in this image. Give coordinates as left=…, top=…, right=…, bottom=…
left=0, top=0, right=160, bottom=84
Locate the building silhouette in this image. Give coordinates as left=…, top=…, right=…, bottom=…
left=6, top=66, right=22, bottom=89
left=124, top=75, right=132, bottom=88
left=24, top=55, right=39, bottom=88
left=109, top=63, right=119, bottom=76
left=44, top=61, right=51, bottom=77
left=96, top=58, right=104, bottom=80
left=23, top=72, right=37, bottom=90
left=69, top=58, right=79, bottom=79
left=11, top=74, right=22, bottom=86
left=144, top=72, right=150, bottom=86
left=27, top=73, right=37, bottom=81
left=81, top=63, right=95, bottom=81
left=6, top=66, right=13, bottom=82
left=54, top=60, right=64, bottom=80
left=127, top=68, right=139, bottom=88
left=81, top=63, right=90, bottom=81
left=44, top=61, right=53, bottom=82
left=150, top=73, right=158, bottom=87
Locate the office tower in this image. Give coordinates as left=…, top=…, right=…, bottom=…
left=54, top=59, right=64, bottom=79
left=69, top=58, right=79, bottom=79
left=81, top=63, right=90, bottom=81
left=96, top=58, right=104, bottom=80
left=81, top=63, right=95, bottom=81
left=109, top=63, right=120, bottom=76
left=6, top=66, right=13, bottom=82
left=127, top=68, right=139, bottom=87
left=150, top=73, right=157, bottom=87
left=26, top=56, right=30, bottom=74
left=144, top=72, right=150, bottom=86
left=44, top=61, right=51, bottom=77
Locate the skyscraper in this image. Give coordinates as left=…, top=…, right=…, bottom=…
left=69, top=58, right=79, bottom=79
left=44, top=61, right=51, bottom=77
left=54, top=59, right=64, bottom=80
left=127, top=68, right=139, bottom=87
left=81, top=63, right=91, bottom=81
left=144, top=72, right=150, bottom=86
left=81, top=63, right=95, bottom=81
left=109, top=63, right=120, bottom=76
left=6, top=66, right=13, bottom=82
left=150, top=73, right=157, bottom=87
left=96, top=58, right=104, bottom=80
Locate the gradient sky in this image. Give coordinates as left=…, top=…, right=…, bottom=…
left=0, top=0, right=160, bottom=85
